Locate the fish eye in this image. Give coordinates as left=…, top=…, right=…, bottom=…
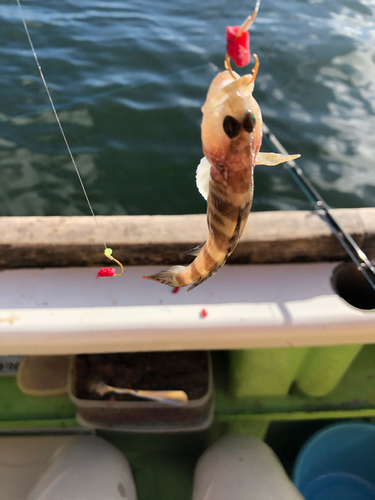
left=243, top=111, right=256, bottom=133
left=223, top=115, right=241, bottom=139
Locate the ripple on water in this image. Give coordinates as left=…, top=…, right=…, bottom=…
left=1, top=0, right=375, bottom=215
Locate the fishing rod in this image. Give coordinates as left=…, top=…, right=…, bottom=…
left=262, top=122, right=375, bottom=292
left=224, top=0, right=375, bottom=293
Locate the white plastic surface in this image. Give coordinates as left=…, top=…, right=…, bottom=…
left=0, top=436, right=76, bottom=500
left=0, top=435, right=137, bottom=500
left=192, top=434, right=304, bottom=500
left=0, top=263, right=374, bottom=355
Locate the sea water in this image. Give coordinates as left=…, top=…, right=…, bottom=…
left=1, top=0, right=375, bottom=216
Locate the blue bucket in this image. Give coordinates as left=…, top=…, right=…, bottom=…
left=294, top=422, right=375, bottom=500
left=303, top=473, right=375, bottom=500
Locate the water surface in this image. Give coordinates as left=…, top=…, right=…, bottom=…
left=1, top=0, right=375, bottom=216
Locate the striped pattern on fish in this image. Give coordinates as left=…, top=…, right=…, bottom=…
left=143, top=66, right=300, bottom=291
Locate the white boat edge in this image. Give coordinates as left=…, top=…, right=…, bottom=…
left=0, top=262, right=374, bottom=355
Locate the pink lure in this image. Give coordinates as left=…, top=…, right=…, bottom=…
left=226, top=26, right=250, bottom=67
left=96, top=267, right=116, bottom=278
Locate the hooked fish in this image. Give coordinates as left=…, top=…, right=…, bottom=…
left=143, top=63, right=300, bottom=291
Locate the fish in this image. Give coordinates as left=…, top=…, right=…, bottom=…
left=143, top=64, right=300, bottom=292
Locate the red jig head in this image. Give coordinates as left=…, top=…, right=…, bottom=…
left=172, top=287, right=180, bottom=294
left=226, top=26, right=250, bottom=67
left=96, top=248, right=124, bottom=279
left=96, top=267, right=116, bottom=279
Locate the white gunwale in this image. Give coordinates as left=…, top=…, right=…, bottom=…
left=0, top=262, right=374, bottom=355
left=0, top=208, right=374, bottom=355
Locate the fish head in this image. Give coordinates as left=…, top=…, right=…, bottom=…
left=201, top=70, right=262, bottom=167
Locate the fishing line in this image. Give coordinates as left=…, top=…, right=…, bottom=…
left=238, top=0, right=261, bottom=35
left=2, top=15, right=71, bottom=181
left=15, top=0, right=123, bottom=276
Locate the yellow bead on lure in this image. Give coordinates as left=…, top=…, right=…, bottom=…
left=143, top=12, right=300, bottom=292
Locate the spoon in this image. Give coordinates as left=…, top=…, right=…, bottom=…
left=88, top=376, right=188, bottom=406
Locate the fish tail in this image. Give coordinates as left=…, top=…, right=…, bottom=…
left=143, top=236, right=227, bottom=291
left=142, top=266, right=186, bottom=288
left=142, top=262, right=223, bottom=292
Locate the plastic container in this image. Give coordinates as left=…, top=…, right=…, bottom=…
left=230, top=347, right=308, bottom=397
left=69, top=352, right=214, bottom=432
left=294, top=422, right=375, bottom=499
left=192, top=434, right=304, bottom=500
left=302, top=473, right=375, bottom=500
left=0, top=435, right=137, bottom=500
left=295, top=345, right=363, bottom=396
left=17, top=355, right=70, bottom=396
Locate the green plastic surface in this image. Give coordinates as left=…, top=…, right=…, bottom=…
left=0, top=377, right=75, bottom=422
left=214, top=346, right=375, bottom=415
left=230, top=347, right=308, bottom=397
left=0, top=346, right=374, bottom=500
left=295, top=344, right=363, bottom=396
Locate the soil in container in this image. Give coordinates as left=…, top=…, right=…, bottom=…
left=74, top=351, right=209, bottom=402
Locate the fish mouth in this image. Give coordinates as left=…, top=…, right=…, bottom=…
left=202, top=74, right=254, bottom=112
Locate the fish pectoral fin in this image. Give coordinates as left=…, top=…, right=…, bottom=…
left=255, top=152, right=301, bottom=166
left=183, top=242, right=205, bottom=257
left=196, top=156, right=211, bottom=200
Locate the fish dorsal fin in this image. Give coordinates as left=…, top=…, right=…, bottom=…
left=196, top=156, right=211, bottom=200
left=184, top=242, right=205, bottom=257
left=255, top=152, right=301, bottom=166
